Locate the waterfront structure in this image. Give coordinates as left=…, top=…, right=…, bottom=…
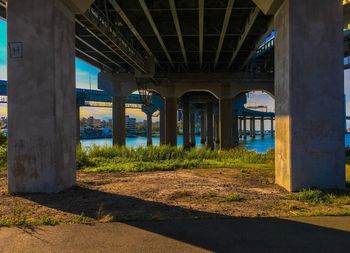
left=126, top=116, right=136, bottom=135
left=3, top=0, right=346, bottom=193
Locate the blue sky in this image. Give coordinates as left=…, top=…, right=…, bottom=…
left=0, top=19, right=348, bottom=124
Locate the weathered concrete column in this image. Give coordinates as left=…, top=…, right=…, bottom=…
left=251, top=117, right=256, bottom=139
left=165, top=96, right=177, bottom=146
left=76, top=104, right=81, bottom=145
left=206, top=103, right=214, bottom=149
left=146, top=114, right=153, bottom=146
left=274, top=0, right=345, bottom=191
left=182, top=99, right=190, bottom=149
left=249, top=118, right=253, bottom=137
left=200, top=111, right=206, bottom=144
left=214, top=112, right=220, bottom=144
left=238, top=118, right=242, bottom=138
left=112, top=96, right=126, bottom=146
left=159, top=108, right=166, bottom=145
left=270, top=117, right=274, bottom=137
left=219, top=98, right=234, bottom=149
left=243, top=116, right=247, bottom=140
left=7, top=0, right=77, bottom=193
left=260, top=117, right=265, bottom=138
left=190, top=112, right=196, bottom=147
left=232, top=115, right=239, bottom=146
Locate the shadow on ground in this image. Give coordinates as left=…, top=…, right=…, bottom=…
left=20, top=186, right=350, bottom=252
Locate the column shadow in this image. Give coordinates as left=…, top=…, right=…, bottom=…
left=20, top=186, right=350, bottom=253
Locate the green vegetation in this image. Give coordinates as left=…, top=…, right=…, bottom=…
left=77, top=145, right=275, bottom=173
left=291, top=188, right=350, bottom=205
left=220, top=194, right=245, bottom=202
left=0, top=132, right=6, bottom=170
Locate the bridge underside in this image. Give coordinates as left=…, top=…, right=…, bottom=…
left=4, top=0, right=346, bottom=193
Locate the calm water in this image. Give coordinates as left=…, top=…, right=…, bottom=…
left=80, top=134, right=350, bottom=153
left=81, top=135, right=275, bottom=153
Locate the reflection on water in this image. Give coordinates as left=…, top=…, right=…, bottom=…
left=81, top=135, right=275, bottom=153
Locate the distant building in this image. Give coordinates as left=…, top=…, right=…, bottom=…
left=126, top=115, right=136, bottom=134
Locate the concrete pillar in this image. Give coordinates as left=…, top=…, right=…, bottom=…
left=112, top=96, right=126, bottom=146
left=261, top=117, right=265, bottom=138
left=214, top=112, right=220, bottom=144
left=200, top=112, right=206, bottom=144
left=232, top=115, right=239, bottom=146
left=251, top=117, right=256, bottom=139
left=219, top=98, right=233, bottom=149
left=275, top=0, right=345, bottom=191
left=206, top=103, right=214, bottom=149
left=7, top=0, right=76, bottom=193
left=182, top=99, right=190, bottom=149
left=270, top=117, right=274, bottom=137
left=190, top=112, right=196, bottom=147
left=238, top=118, right=242, bottom=138
left=165, top=96, right=177, bottom=146
left=76, top=104, right=80, bottom=145
left=146, top=114, right=153, bottom=146
left=159, top=107, right=166, bottom=145
left=243, top=116, right=247, bottom=139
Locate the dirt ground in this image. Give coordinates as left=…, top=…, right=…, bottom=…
left=0, top=168, right=350, bottom=225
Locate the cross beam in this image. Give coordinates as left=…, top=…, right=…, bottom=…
left=227, top=7, right=260, bottom=68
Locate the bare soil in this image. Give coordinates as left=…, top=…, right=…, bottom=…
left=0, top=168, right=349, bottom=224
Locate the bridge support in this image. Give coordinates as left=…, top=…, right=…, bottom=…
left=206, top=103, right=214, bottom=149
left=165, top=96, right=177, bottom=146
left=7, top=0, right=76, bottom=193
left=200, top=112, right=206, bottom=144
left=146, top=114, right=153, bottom=146
left=260, top=118, right=265, bottom=138
left=232, top=115, right=239, bottom=146
left=214, top=111, right=219, bottom=144
left=243, top=116, right=247, bottom=140
left=274, top=0, right=345, bottom=191
left=190, top=112, right=196, bottom=147
left=112, top=96, right=126, bottom=146
left=159, top=108, right=166, bottom=145
left=76, top=104, right=81, bottom=144
left=219, top=98, right=234, bottom=149
left=182, top=98, right=190, bottom=149
left=251, top=117, right=256, bottom=139
left=270, top=117, right=274, bottom=137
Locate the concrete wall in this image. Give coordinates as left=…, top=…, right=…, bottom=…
left=7, top=0, right=76, bottom=193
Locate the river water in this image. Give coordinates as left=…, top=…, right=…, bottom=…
left=80, top=134, right=350, bottom=153
left=80, top=135, right=274, bottom=153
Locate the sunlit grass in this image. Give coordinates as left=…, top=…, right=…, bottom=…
left=77, top=145, right=275, bottom=173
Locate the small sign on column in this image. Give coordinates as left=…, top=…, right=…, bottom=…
left=8, top=42, right=23, bottom=58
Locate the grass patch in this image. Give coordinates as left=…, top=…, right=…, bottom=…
left=220, top=194, right=245, bottom=202
left=77, top=145, right=275, bottom=173
left=291, top=188, right=350, bottom=205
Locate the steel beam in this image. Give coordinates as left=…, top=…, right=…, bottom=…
left=241, top=19, right=273, bottom=70
left=214, top=0, right=234, bottom=69
left=108, top=0, right=158, bottom=65
left=227, top=7, right=260, bottom=68
left=76, top=35, right=123, bottom=70
left=139, top=0, right=174, bottom=68
left=198, top=0, right=204, bottom=69
left=169, top=0, right=188, bottom=68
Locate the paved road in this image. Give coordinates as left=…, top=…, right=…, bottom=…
left=1, top=217, right=350, bottom=253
